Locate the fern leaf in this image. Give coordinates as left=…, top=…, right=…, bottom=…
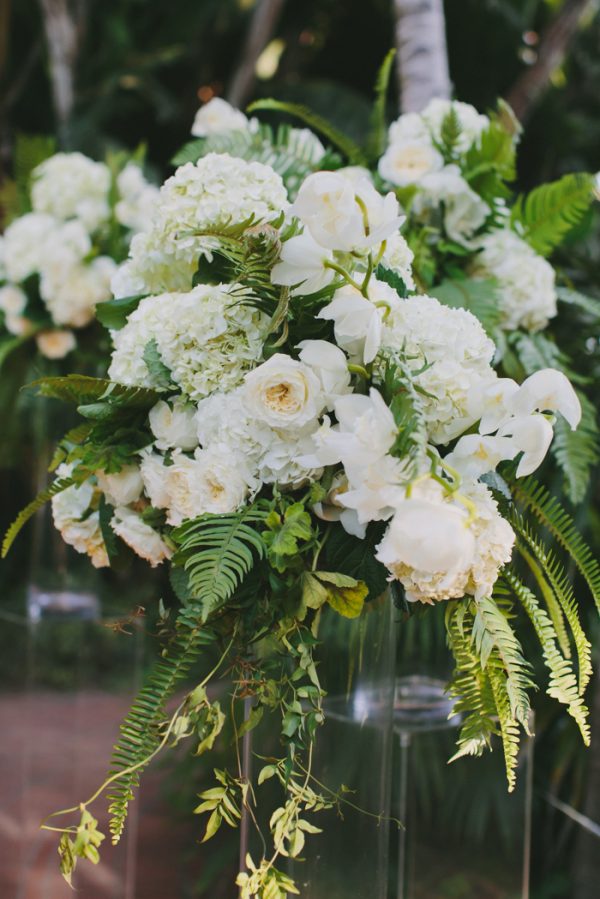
left=512, top=477, right=600, bottom=614
left=172, top=505, right=269, bottom=621
left=30, top=375, right=161, bottom=410
left=366, top=49, right=396, bottom=162
left=502, top=572, right=590, bottom=743
left=247, top=99, right=366, bottom=165
left=107, top=626, right=216, bottom=843
left=556, top=286, right=600, bottom=320
left=2, top=475, right=76, bottom=557
left=551, top=392, right=599, bottom=504
left=487, top=661, right=521, bottom=792
left=510, top=172, right=596, bottom=257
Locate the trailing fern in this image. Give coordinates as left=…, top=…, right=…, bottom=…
left=2, top=475, right=77, bottom=557
left=510, top=172, right=596, bottom=257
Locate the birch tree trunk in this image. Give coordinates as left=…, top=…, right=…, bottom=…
left=393, top=0, right=451, bottom=113
left=38, top=0, right=84, bottom=145
left=227, top=0, right=286, bottom=110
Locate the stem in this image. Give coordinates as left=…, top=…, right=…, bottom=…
left=323, top=260, right=362, bottom=292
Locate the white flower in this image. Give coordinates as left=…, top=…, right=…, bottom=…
left=40, top=255, right=116, bottom=328
left=271, top=231, right=334, bottom=296
left=140, top=452, right=173, bottom=510
left=297, top=340, right=351, bottom=410
left=380, top=294, right=496, bottom=443
left=4, top=313, right=35, bottom=337
left=497, top=413, right=555, bottom=477
left=378, top=139, right=444, bottom=187
left=421, top=98, right=489, bottom=154
left=31, top=152, right=111, bottom=232
left=111, top=507, right=172, bottom=567
left=414, top=165, right=489, bottom=245
left=256, top=427, right=323, bottom=488
left=507, top=368, right=581, bottom=430
left=0, top=284, right=27, bottom=315
left=376, top=492, right=476, bottom=602
left=109, top=284, right=267, bottom=400
left=468, top=376, right=520, bottom=435
left=336, top=454, right=407, bottom=525
left=35, top=329, right=76, bottom=359
left=444, top=434, right=518, bottom=479
left=461, top=481, right=515, bottom=600
left=472, top=230, right=557, bottom=331
left=191, top=98, right=249, bottom=136
left=115, top=163, right=160, bottom=233
left=2, top=213, right=56, bottom=281
left=243, top=353, right=324, bottom=429
left=116, top=154, right=288, bottom=295
left=51, top=466, right=109, bottom=569
left=164, top=447, right=255, bottom=525
left=97, top=465, right=144, bottom=506
left=318, top=285, right=383, bottom=364
left=289, top=128, right=326, bottom=165
left=149, top=398, right=199, bottom=451
left=312, top=472, right=366, bottom=539
left=380, top=232, right=415, bottom=291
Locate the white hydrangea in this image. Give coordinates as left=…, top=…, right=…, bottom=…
left=461, top=481, right=515, bottom=599
left=51, top=466, right=109, bottom=569
left=109, top=284, right=267, bottom=399
left=114, top=154, right=288, bottom=295
left=421, top=98, right=489, bottom=154
left=40, top=255, right=116, bottom=328
left=412, top=165, right=490, bottom=245
left=2, top=213, right=57, bottom=282
left=380, top=295, right=496, bottom=444
left=472, top=229, right=557, bottom=331
left=111, top=506, right=172, bottom=567
left=191, top=98, right=250, bottom=136
left=31, top=152, right=111, bottom=232
left=381, top=232, right=415, bottom=290
left=0, top=284, right=27, bottom=316
left=115, top=163, right=160, bottom=233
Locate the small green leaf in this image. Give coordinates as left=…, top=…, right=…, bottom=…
left=142, top=339, right=173, bottom=389
left=301, top=572, right=329, bottom=610
left=202, top=809, right=222, bottom=842
left=96, top=294, right=144, bottom=330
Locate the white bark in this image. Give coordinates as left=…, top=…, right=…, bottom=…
left=38, top=0, right=80, bottom=139
left=227, top=0, right=286, bottom=110
left=393, top=0, right=452, bottom=113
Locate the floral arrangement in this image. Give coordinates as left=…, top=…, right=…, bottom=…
left=0, top=143, right=158, bottom=362
left=5, top=58, right=600, bottom=898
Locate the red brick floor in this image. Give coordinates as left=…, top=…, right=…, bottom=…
left=0, top=690, right=197, bottom=899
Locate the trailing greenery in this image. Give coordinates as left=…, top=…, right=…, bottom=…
left=1, top=473, right=77, bottom=557
left=511, top=172, right=596, bottom=257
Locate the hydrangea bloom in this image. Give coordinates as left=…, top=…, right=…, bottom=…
left=31, top=152, right=112, bottom=232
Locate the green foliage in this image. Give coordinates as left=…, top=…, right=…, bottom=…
left=301, top=570, right=367, bottom=619
left=365, top=48, right=396, bottom=162
left=2, top=474, right=77, bottom=557
left=377, top=351, right=428, bottom=475
left=429, top=277, right=502, bottom=335
left=194, top=768, right=245, bottom=842
left=58, top=809, right=105, bottom=886
left=463, top=117, right=517, bottom=203
left=247, top=99, right=366, bottom=166
left=556, top=286, right=600, bottom=319
left=95, top=294, right=145, bottom=330
left=263, top=502, right=315, bottom=573
left=142, top=339, right=173, bottom=389
left=172, top=505, right=269, bottom=620
left=30, top=374, right=161, bottom=409
left=552, top=392, right=599, bottom=504
left=322, top=523, right=389, bottom=601
left=511, top=172, right=596, bottom=257
left=438, top=107, right=462, bottom=160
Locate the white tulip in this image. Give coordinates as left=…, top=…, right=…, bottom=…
left=498, top=413, right=555, bottom=477
left=271, top=231, right=334, bottom=296
left=508, top=368, right=581, bottom=430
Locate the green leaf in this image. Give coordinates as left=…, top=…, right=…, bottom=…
left=556, top=286, right=600, bottom=319
left=202, top=809, right=222, bottom=842
left=323, top=523, right=389, bottom=601
left=142, top=339, right=173, bottom=390
left=264, top=503, right=314, bottom=572
left=301, top=572, right=329, bottom=611
left=2, top=474, right=77, bottom=557
left=96, top=295, right=145, bottom=330
left=237, top=705, right=264, bottom=739
left=374, top=264, right=407, bottom=298
left=511, top=172, right=596, bottom=257
left=429, top=277, right=501, bottom=335
left=366, top=49, right=396, bottom=162
left=551, top=392, right=599, bottom=503
left=247, top=99, right=366, bottom=165
left=316, top=572, right=368, bottom=618
left=29, top=375, right=161, bottom=409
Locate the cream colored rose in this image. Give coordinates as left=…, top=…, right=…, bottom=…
left=36, top=329, right=76, bottom=359
left=378, top=140, right=443, bottom=187
left=111, top=507, right=172, bottom=567
left=149, top=398, right=198, bottom=451
left=97, top=465, right=144, bottom=506
left=164, top=448, right=253, bottom=525
left=243, top=354, right=324, bottom=429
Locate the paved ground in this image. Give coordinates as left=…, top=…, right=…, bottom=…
left=0, top=690, right=197, bottom=899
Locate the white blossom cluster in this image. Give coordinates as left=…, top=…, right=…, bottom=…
left=52, top=155, right=582, bottom=603
left=0, top=152, right=158, bottom=357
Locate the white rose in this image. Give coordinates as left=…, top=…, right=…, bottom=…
left=164, top=447, right=254, bottom=525
left=378, top=140, right=444, bottom=187
left=191, top=97, right=249, bottom=136
left=271, top=231, right=334, bottom=296
left=111, top=507, right=172, bottom=567
left=0, top=285, right=27, bottom=315
left=140, top=452, right=173, bottom=510
left=97, top=465, right=144, bottom=506
left=51, top=465, right=109, bottom=569
left=36, top=329, right=76, bottom=359
left=149, top=398, right=199, bottom=451
left=243, top=353, right=325, bottom=429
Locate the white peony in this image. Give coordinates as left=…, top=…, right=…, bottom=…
left=109, top=284, right=267, bottom=399
left=111, top=506, right=172, bottom=567
left=97, top=465, right=144, bottom=506
left=149, top=398, right=199, bottom=451
left=271, top=231, right=334, bottom=296
left=115, top=163, right=160, bottom=233
left=191, top=97, right=250, bottom=136
left=472, top=229, right=557, bottom=331
left=36, top=329, right=76, bottom=359
left=380, top=294, right=496, bottom=443
left=243, top=353, right=325, bottom=430
left=51, top=466, right=109, bottom=569
left=31, top=152, right=111, bottom=232
left=114, top=154, right=288, bottom=295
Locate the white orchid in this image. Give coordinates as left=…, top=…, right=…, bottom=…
left=271, top=231, right=335, bottom=296
left=444, top=434, right=518, bottom=480
left=498, top=413, right=555, bottom=477
left=508, top=368, right=581, bottom=429
left=318, top=286, right=383, bottom=364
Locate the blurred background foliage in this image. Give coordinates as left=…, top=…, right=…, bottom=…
left=1, top=1, right=600, bottom=897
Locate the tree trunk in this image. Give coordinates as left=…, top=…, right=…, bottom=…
left=38, top=0, right=83, bottom=145
left=505, top=0, right=599, bottom=123
left=393, top=0, right=452, bottom=113
left=227, top=0, right=286, bottom=110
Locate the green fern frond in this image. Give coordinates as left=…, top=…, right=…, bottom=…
left=366, top=48, right=396, bottom=162
left=172, top=505, right=269, bottom=621
left=487, top=661, right=521, bottom=792
left=247, top=99, right=366, bottom=165
left=30, top=375, right=161, bottom=410
left=510, top=331, right=586, bottom=385
left=107, top=626, right=217, bottom=843
left=2, top=475, right=77, bottom=557
left=551, top=392, right=599, bottom=504
left=512, top=477, right=600, bottom=614
left=471, top=595, right=534, bottom=728
left=510, top=172, right=596, bottom=257
left=377, top=350, right=428, bottom=475
left=501, top=572, right=590, bottom=744
left=556, top=286, right=600, bottom=319
left=429, top=278, right=501, bottom=336
left=513, top=517, right=593, bottom=694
